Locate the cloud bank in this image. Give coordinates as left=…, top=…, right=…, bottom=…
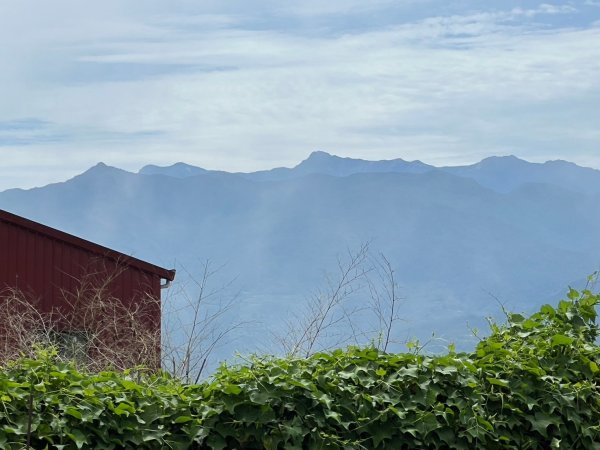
left=0, top=1, right=599, bottom=190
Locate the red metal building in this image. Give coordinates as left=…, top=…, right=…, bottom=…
left=0, top=208, right=175, bottom=367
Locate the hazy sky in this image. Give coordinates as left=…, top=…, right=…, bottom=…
left=1, top=0, right=599, bottom=190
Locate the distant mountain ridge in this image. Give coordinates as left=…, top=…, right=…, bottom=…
left=139, top=162, right=208, bottom=178
left=137, top=151, right=600, bottom=195
left=443, top=155, right=600, bottom=194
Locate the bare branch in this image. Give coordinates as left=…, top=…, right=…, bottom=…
left=281, top=243, right=372, bottom=357
left=367, top=252, right=404, bottom=352
left=161, top=260, right=250, bottom=382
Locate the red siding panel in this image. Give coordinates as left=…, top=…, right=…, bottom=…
left=0, top=222, right=6, bottom=286
left=0, top=210, right=175, bottom=359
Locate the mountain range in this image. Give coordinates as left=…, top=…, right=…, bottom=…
left=141, top=151, right=600, bottom=195
left=1, top=152, right=599, bottom=363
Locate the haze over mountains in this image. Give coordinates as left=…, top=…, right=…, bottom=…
left=1, top=152, right=599, bottom=362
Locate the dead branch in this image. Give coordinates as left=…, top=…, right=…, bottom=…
left=281, top=243, right=372, bottom=358
left=367, top=252, right=404, bottom=352
left=161, top=260, right=250, bottom=383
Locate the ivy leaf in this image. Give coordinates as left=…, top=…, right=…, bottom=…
left=530, top=412, right=557, bottom=438
left=509, top=313, right=525, bottom=323
left=486, top=377, right=509, bottom=387
left=65, top=407, right=82, bottom=420
left=67, top=428, right=88, bottom=449
left=173, top=415, right=194, bottom=424
left=541, top=304, right=556, bottom=317
left=476, top=416, right=494, bottom=432
left=551, top=334, right=574, bottom=347
left=223, top=384, right=242, bottom=395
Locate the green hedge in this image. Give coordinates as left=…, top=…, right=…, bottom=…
left=1, top=287, right=599, bottom=449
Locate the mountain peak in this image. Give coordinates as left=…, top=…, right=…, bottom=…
left=302, top=150, right=336, bottom=163
left=544, top=159, right=578, bottom=168
left=283, top=151, right=434, bottom=178
left=308, top=150, right=333, bottom=158
left=84, top=162, right=121, bottom=174
left=67, top=162, right=131, bottom=185
left=478, top=155, right=526, bottom=165
left=139, top=162, right=207, bottom=178
left=295, top=151, right=359, bottom=172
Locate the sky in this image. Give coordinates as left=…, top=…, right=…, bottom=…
left=1, top=0, right=599, bottom=191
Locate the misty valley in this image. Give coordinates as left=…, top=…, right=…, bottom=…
left=1, top=151, right=599, bottom=368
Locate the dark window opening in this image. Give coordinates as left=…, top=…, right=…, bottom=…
left=51, top=330, right=89, bottom=363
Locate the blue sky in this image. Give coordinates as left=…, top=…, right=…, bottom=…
left=0, top=0, right=599, bottom=190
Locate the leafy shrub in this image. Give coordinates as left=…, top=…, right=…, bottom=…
left=0, top=288, right=598, bottom=449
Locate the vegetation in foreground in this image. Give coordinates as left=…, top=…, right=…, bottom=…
left=0, top=287, right=599, bottom=449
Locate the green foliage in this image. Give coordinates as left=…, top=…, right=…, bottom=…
left=1, top=289, right=599, bottom=449
left=0, top=349, right=198, bottom=449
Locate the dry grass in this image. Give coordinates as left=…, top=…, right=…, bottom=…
left=0, top=265, right=161, bottom=372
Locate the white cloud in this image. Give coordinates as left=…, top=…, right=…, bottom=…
left=508, top=5, right=573, bottom=18
left=0, top=2, right=599, bottom=190
left=275, top=0, right=417, bottom=17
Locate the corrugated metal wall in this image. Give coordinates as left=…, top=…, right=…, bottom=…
left=0, top=218, right=161, bottom=319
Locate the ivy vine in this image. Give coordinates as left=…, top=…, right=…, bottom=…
left=0, top=286, right=598, bottom=449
